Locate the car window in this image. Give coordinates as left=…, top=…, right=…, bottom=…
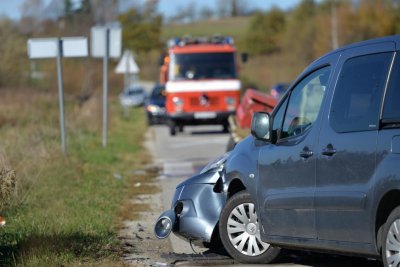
left=279, top=66, right=331, bottom=139
left=383, top=54, right=400, bottom=120
left=330, top=52, right=393, bottom=133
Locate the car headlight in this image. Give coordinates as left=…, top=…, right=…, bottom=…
left=146, top=104, right=162, bottom=113
left=225, top=97, right=236, bottom=106
left=200, top=152, right=231, bottom=174
left=172, top=97, right=184, bottom=106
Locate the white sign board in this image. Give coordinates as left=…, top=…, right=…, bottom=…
left=91, top=27, right=122, bottom=58
left=27, top=37, right=88, bottom=59
left=62, top=37, right=88, bottom=57
left=115, top=50, right=139, bottom=74
left=27, top=38, right=58, bottom=59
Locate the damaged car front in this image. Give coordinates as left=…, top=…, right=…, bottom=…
left=155, top=136, right=281, bottom=264
left=154, top=153, right=230, bottom=248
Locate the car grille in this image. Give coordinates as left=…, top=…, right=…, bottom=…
left=189, top=97, right=219, bottom=107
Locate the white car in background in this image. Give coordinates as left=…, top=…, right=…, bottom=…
left=119, top=86, right=146, bottom=107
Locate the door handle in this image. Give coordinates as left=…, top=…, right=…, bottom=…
left=300, top=147, right=314, bottom=159
left=322, top=145, right=337, bottom=156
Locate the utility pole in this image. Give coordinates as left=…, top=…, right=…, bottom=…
left=331, top=2, right=339, bottom=50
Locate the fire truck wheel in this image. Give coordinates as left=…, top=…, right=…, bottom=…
left=168, top=120, right=177, bottom=136
left=223, top=124, right=229, bottom=133
left=169, top=125, right=176, bottom=136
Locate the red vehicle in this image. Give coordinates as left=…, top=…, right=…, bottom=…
left=160, top=36, right=242, bottom=135
left=235, top=88, right=277, bottom=129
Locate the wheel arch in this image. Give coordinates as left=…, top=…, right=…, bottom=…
left=375, top=189, right=400, bottom=252
left=227, top=178, right=246, bottom=199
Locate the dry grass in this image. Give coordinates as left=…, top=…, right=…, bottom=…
left=0, top=153, right=16, bottom=212
left=0, top=87, right=149, bottom=266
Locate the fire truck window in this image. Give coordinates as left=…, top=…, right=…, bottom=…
left=173, top=64, right=180, bottom=78
left=169, top=53, right=236, bottom=81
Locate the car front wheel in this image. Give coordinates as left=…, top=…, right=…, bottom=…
left=219, top=190, right=280, bottom=264
left=382, top=207, right=400, bottom=267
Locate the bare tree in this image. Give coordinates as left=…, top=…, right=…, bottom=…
left=19, top=0, right=45, bottom=33
left=199, top=6, right=214, bottom=20
left=217, top=0, right=247, bottom=18
left=20, top=0, right=44, bottom=18
left=170, top=3, right=197, bottom=23
left=91, top=0, right=118, bottom=25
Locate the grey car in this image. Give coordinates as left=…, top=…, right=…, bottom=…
left=158, top=35, right=400, bottom=266
left=119, top=86, right=146, bottom=107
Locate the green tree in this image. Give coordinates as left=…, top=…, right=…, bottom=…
left=118, top=8, right=162, bottom=53
left=283, top=0, right=318, bottom=65
left=243, top=8, right=286, bottom=55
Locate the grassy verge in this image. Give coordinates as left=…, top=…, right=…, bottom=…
left=0, top=89, right=149, bottom=266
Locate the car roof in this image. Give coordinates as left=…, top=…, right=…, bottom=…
left=312, top=35, right=400, bottom=65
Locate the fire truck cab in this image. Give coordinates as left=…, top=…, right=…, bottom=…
left=160, top=36, right=241, bottom=136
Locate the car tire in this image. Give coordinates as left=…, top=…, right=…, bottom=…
left=219, top=190, right=280, bottom=264
left=382, top=207, right=400, bottom=267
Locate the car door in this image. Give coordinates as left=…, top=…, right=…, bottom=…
left=316, top=43, right=395, bottom=244
left=257, top=65, right=332, bottom=239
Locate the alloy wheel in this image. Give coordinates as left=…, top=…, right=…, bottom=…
left=227, top=202, right=269, bottom=256
left=386, top=219, right=400, bottom=267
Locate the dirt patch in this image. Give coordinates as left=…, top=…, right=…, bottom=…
left=118, top=187, right=172, bottom=266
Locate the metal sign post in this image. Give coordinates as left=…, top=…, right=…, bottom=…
left=102, top=29, right=110, bottom=148
left=56, top=38, right=66, bottom=154
left=91, top=26, right=121, bottom=148
left=27, top=37, right=88, bottom=154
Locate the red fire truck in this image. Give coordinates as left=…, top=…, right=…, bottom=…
left=159, top=36, right=242, bottom=135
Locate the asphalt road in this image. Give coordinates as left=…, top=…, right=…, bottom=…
left=147, top=124, right=383, bottom=267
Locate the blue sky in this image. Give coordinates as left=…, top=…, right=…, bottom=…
left=0, top=0, right=301, bottom=20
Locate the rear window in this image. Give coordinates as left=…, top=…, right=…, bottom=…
left=127, top=88, right=144, bottom=95
left=330, top=52, right=393, bottom=133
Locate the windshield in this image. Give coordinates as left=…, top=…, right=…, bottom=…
left=169, top=52, right=236, bottom=81
left=151, top=85, right=165, bottom=99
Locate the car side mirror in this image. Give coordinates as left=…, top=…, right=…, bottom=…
left=251, top=112, right=271, bottom=141
left=241, top=52, right=248, bottom=63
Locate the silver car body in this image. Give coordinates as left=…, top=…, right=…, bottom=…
left=119, top=86, right=146, bottom=107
